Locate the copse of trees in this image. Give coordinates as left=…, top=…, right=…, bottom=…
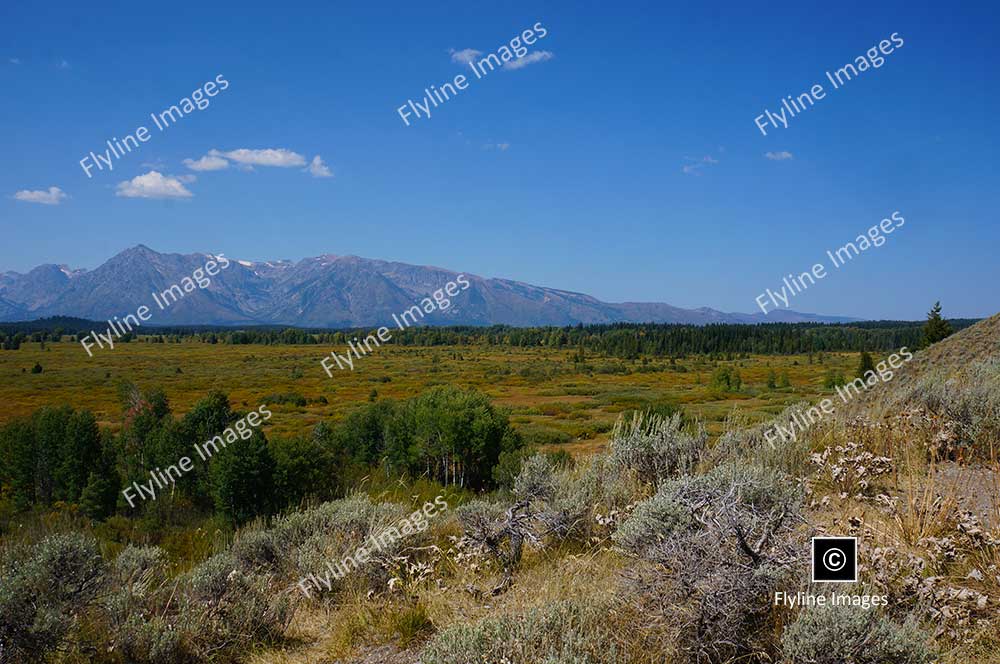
left=0, top=384, right=522, bottom=526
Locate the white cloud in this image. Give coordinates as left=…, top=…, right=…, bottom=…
left=58, top=59, right=69, bottom=69
left=305, top=155, right=333, bottom=178
left=115, top=171, right=193, bottom=199
left=765, top=151, right=794, bottom=161
left=8, top=58, right=20, bottom=65
left=13, top=186, right=67, bottom=205
left=504, top=50, right=554, bottom=70
left=450, top=48, right=482, bottom=65
left=184, top=154, right=230, bottom=171
left=176, top=174, right=197, bottom=183
left=212, top=148, right=306, bottom=168
left=681, top=155, right=719, bottom=176
left=483, top=142, right=510, bottom=151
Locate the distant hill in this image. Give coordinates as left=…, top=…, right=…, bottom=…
left=0, top=245, right=858, bottom=328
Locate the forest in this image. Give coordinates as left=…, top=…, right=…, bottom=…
left=0, top=317, right=976, bottom=357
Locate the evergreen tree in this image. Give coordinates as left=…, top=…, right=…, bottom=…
left=856, top=351, right=876, bottom=380
left=80, top=465, right=119, bottom=521
left=922, top=301, right=954, bottom=347
left=766, top=369, right=777, bottom=389
left=0, top=420, right=36, bottom=509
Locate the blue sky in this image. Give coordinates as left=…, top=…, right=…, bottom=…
left=2, top=0, right=997, bottom=320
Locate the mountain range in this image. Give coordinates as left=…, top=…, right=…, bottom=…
left=0, top=246, right=856, bottom=327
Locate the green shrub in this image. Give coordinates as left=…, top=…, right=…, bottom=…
left=710, top=366, right=742, bottom=391
left=781, top=604, right=932, bottom=664
left=518, top=425, right=574, bottom=447
left=113, top=544, right=169, bottom=588
left=710, top=404, right=814, bottom=476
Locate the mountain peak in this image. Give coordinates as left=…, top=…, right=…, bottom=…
left=0, top=247, right=859, bottom=327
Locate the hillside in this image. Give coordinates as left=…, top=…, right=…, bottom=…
left=842, top=312, right=1000, bottom=417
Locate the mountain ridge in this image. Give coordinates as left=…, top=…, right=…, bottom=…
left=0, top=246, right=859, bottom=327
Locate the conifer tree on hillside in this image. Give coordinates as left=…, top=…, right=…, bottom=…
left=922, top=301, right=954, bottom=347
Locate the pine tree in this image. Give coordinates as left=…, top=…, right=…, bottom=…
left=766, top=369, right=777, bottom=389
left=857, top=351, right=876, bottom=380
left=922, top=301, right=954, bottom=347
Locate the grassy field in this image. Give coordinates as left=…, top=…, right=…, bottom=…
left=0, top=339, right=858, bottom=453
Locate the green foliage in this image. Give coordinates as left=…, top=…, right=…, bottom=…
left=781, top=604, right=932, bottom=664
left=180, top=551, right=293, bottom=652
left=210, top=430, right=276, bottom=525
left=824, top=369, right=847, bottom=388
left=0, top=406, right=106, bottom=509
left=331, top=386, right=522, bottom=490
left=513, top=453, right=557, bottom=501
left=857, top=351, right=876, bottom=379
left=270, top=432, right=337, bottom=507
left=710, top=366, right=742, bottom=392
left=263, top=391, right=307, bottom=407
left=922, top=301, right=954, bottom=347
left=79, top=468, right=119, bottom=521
left=778, top=370, right=791, bottom=388
left=612, top=489, right=691, bottom=554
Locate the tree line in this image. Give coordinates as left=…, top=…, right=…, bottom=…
left=0, top=385, right=522, bottom=526
left=0, top=316, right=977, bottom=357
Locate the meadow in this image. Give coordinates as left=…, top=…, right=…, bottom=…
left=0, top=338, right=857, bottom=454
